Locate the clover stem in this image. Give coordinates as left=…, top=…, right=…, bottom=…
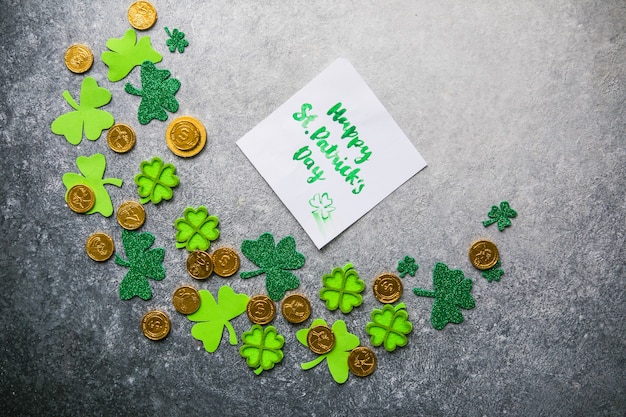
left=253, top=367, right=263, bottom=376
left=482, top=218, right=497, bottom=227
left=301, top=355, right=326, bottom=370
left=225, top=322, right=238, bottom=345
left=62, top=90, right=80, bottom=111
left=102, top=178, right=123, bottom=187
left=240, top=270, right=265, bottom=279
left=124, top=82, right=143, bottom=97
left=412, top=288, right=436, bottom=298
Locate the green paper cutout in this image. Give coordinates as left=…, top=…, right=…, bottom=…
left=101, top=29, right=163, bottom=82
left=366, top=303, right=413, bottom=352
left=240, top=233, right=305, bottom=301
left=397, top=255, right=418, bottom=278
left=483, top=201, right=517, bottom=231
left=125, top=61, right=180, bottom=125
left=134, top=157, right=180, bottom=204
left=62, top=153, right=123, bottom=217
left=174, top=206, right=220, bottom=251
left=482, top=260, right=504, bottom=283
left=413, top=262, right=475, bottom=330
left=296, top=319, right=360, bottom=384
left=165, top=27, right=189, bottom=53
left=319, top=263, right=365, bottom=314
left=51, top=77, right=114, bottom=145
left=115, top=229, right=166, bottom=300
left=240, top=324, right=285, bottom=375
left=187, top=286, right=250, bottom=353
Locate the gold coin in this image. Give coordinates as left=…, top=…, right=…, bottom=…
left=307, top=325, right=335, bottom=354
left=212, top=247, right=240, bottom=277
left=85, top=232, right=115, bottom=262
left=372, top=273, right=403, bottom=304
left=281, top=294, right=311, bottom=324
left=165, top=116, right=207, bottom=158
left=141, top=310, right=170, bottom=341
left=67, top=184, right=95, bottom=213
left=186, top=250, right=213, bottom=279
left=246, top=295, right=276, bottom=325
left=469, top=239, right=499, bottom=270
left=348, top=347, right=377, bottom=377
left=64, top=44, right=93, bottom=73
left=116, top=201, right=146, bottom=230
left=172, top=285, right=201, bottom=315
left=128, top=1, right=157, bottom=30
left=107, top=123, right=136, bottom=153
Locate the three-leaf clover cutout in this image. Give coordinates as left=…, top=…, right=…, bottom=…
left=482, top=260, right=504, bottom=283
left=319, top=263, right=365, bottom=313
left=125, top=61, right=181, bottom=125
left=51, top=77, right=114, bottom=145
left=239, top=325, right=285, bottom=375
left=309, top=192, right=336, bottom=220
left=366, top=303, right=413, bottom=352
left=134, top=157, right=180, bottom=204
left=174, top=206, right=220, bottom=251
left=397, top=255, right=419, bottom=278
left=101, top=29, right=163, bottom=82
left=115, top=229, right=166, bottom=300
left=165, top=27, right=189, bottom=53
left=483, top=201, right=517, bottom=231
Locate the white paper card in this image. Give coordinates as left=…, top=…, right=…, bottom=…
left=237, top=58, right=427, bottom=248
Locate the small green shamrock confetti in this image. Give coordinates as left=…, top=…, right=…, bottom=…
left=62, top=153, right=123, bottom=217
left=483, top=201, right=517, bottom=231
left=51, top=77, right=114, bottom=145
left=296, top=319, right=360, bottom=384
left=240, top=325, right=285, bottom=375
left=165, top=27, right=189, bottom=53
left=366, top=302, right=413, bottom=352
left=413, top=262, right=475, bottom=330
left=187, top=286, right=250, bottom=353
left=115, top=229, right=165, bottom=300
left=101, top=29, right=162, bottom=82
left=240, top=232, right=305, bottom=301
left=125, top=61, right=181, bottom=125
left=309, top=192, right=335, bottom=220
left=319, top=263, right=365, bottom=314
left=174, top=206, right=220, bottom=252
left=397, top=255, right=418, bottom=278
left=482, top=260, right=504, bottom=283
left=134, top=157, right=180, bottom=204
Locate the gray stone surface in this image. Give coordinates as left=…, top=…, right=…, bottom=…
left=1, top=1, right=624, bottom=416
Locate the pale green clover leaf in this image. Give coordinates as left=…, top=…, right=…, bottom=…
left=239, top=325, right=285, bottom=375
left=101, top=29, right=162, bottom=82
left=134, top=157, right=180, bottom=204
left=366, top=302, right=413, bottom=352
left=309, top=192, right=335, bottom=220
left=174, top=206, right=220, bottom=252
left=319, top=263, right=365, bottom=313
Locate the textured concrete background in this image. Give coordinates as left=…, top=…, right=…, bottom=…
left=0, top=1, right=624, bottom=416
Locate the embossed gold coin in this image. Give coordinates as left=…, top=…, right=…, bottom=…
left=281, top=294, right=311, bottom=324
left=85, top=232, right=115, bottom=262
left=172, top=285, right=201, bottom=315
left=307, top=325, right=335, bottom=354
left=186, top=250, right=214, bottom=279
left=107, top=123, right=136, bottom=153
left=246, top=295, right=276, bottom=325
left=348, top=347, right=377, bottom=377
left=165, top=116, right=207, bottom=157
left=372, top=273, right=403, bottom=304
left=212, top=247, right=240, bottom=277
left=141, top=310, right=170, bottom=341
left=469, top=239, right=499, bottom=270
left=64, top=44, right=93, bottom=73
left=116, top=201, right=145, bottom=230
left=67, top=184, right=96, bottom=213
left=128, top=1, right=157, bottom=30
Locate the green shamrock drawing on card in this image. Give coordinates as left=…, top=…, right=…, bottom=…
left=366, top=303, right=413, bottom=352
left=319, top=263, right=365, bottom=314
left=309, top=192, right=335, bottom=221
left=125, top=61, right=181, bottom=125
left=101, top=29, right=162, bottom=82
left=174, top=206, right=220, bottom=251
left=483, top=201, right=517, bottom=231
left=240, top=325, right=285, bottom=375
left=134, top=157, right=180, bottom=204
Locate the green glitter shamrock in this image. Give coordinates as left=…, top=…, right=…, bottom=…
left=482, top=260, right=504, bottom=283
left=296, top=319, right=360, bottom=384
left=397, top=255, right=418, bottom=278
left=101, top=29, right=162, bottom=82
left=62, top=153, right=123, bottom=217
left=483, top=201, right=517, bottom=231
left=413, top=262, right=475, bottom=330
left=115, top=229, right=165, bottom=300
left=165, top=27, right=189, bottom=53
left=240, top=233, right=305, bottom=301
left=174, top=206, right=220, bottom=251
left=187, top=286, right=250, bottom=353
left=319, top=263, right=365, bottom=314
left=309, top=192, right=335, bottom=220
left=134, top=157, right=180, bottom=204
left=240, top=325, right=285, bottom=375
left=125, top=61, right=181, bottom=125
left=366, top=303, right=413, bottom=352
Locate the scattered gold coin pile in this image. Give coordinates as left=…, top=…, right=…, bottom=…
left=117, top=201, right=145, bottom=230
left=281, top=294, right=311, bottom=324
left=141, top=310, right=170, bottom=341
left=128, top=1, right=157, bottom=30
left=165, top=116, right=207, bottom=157
left=107, top=123, right=136, bottom=153
left=186, top=250, right=214, bottom=279
left=348, top=346, right=377, bottom=377
left=307, top=325, right=335, bottom=354
left=64, top=44, right=93, bottom=73
left=469, top=239, right=499, bottom=270
left=67, top=184, right=95, bottom=213
left=246, top=295, right=276, bottom=325
left=372, top=273, right=403, bottom=304
left=172, top=285, right=201, bottom=315
left=85, top=232, right=115, bottom=262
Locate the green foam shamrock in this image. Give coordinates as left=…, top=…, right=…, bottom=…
left=397, top=255, right=418, bottom=278
left=319, top=263, right=365, bottom=314
left=483, top=201, right=517, bottom=231
left=366, top=303, right=413, bottom=352
left=296, top=319, right=360, bottom=384
left=115, top=229, right=166, bottom=300
left=165, top=27, right=189, bottom=53
left=482, top=260, right=504, bottom=283
left=174, top=206, right=220, bottom=252
left=101, top=29, right=163, bottom=82
left=240, top=233, right=305, bottom=301
left=413, top=262, right=475, bottom=330
left=51, top=77, right=114, bottom=145
left=239, top=325, right=285, bottom=375
left=134, top=157, right=180, bottom=204
left=125, top=61, right=181, bottom=125
left=62, top=153, right=122, bottom=217
left=187, top=286, right=250, bottom=353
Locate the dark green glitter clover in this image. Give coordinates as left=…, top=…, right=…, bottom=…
left=125, top=61, right=181, bottom=125
left=165, top=27, right=189, bottom=53
left=482, top=260, right=504, bottom=283
left=397, top=255, right=418, bottom=278
left=483, top=201, right=517, bottom=231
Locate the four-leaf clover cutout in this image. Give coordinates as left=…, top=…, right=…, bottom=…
left=366, top=303, right=413, bottom=352
left=239, top=325, right=285, bottom=375
left=319, top=263, right=365, bottom=313
left=134, top=157, right=180, bottom=204
left=174, top=206, right=220, bottom=251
